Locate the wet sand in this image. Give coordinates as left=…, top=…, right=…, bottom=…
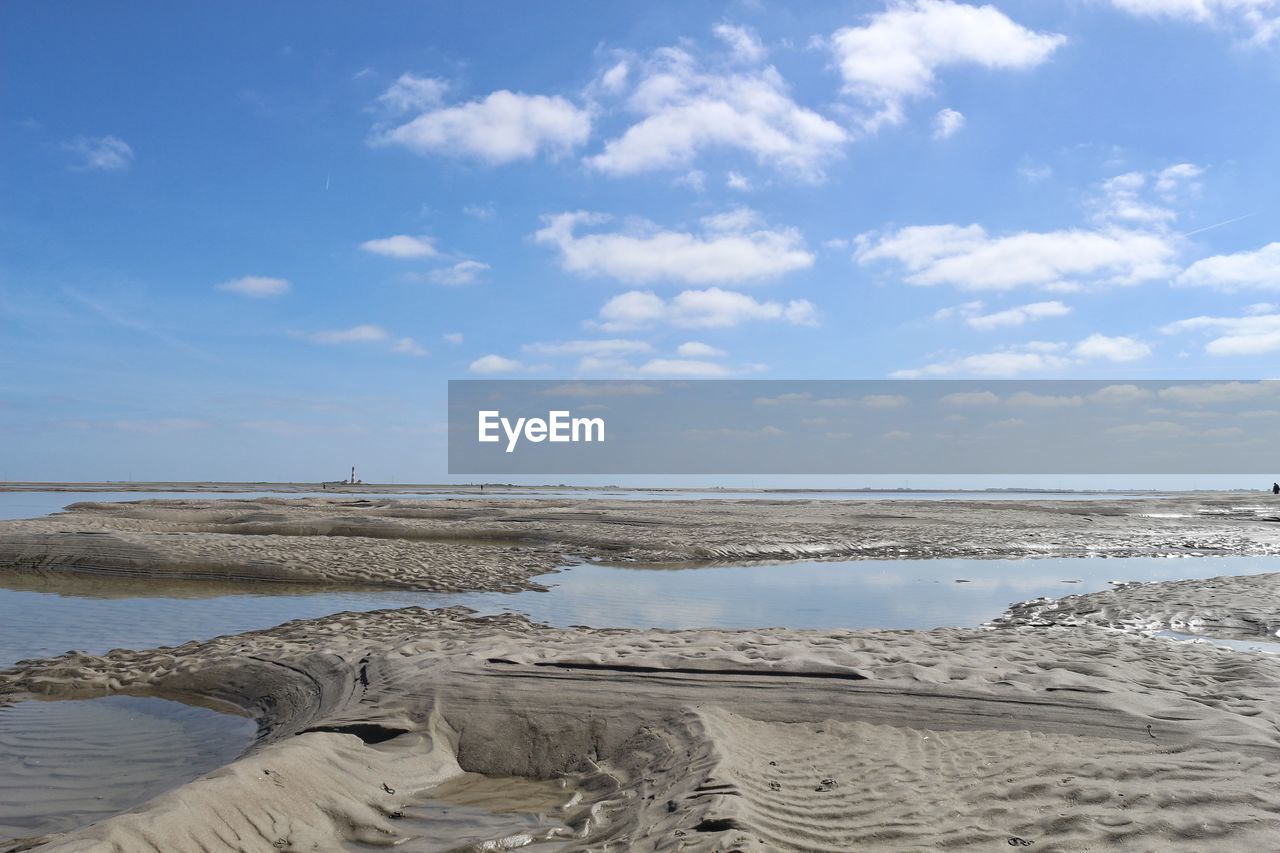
left=3, top=496, right=1280, bottom=850
left=4, top=493, right=1280, bottom=592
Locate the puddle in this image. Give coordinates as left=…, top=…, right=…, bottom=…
left=4, top=556, right=1280, bottom=667
left=1153, top=629, right=1280, bottom=655
left=346, top=774, right=579, bottom=852
left=0, top=695, right=255, bottom=844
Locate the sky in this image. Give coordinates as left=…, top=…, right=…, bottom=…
left=3, top=0, right=1280, bottom=482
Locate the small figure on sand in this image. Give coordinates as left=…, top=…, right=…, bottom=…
left=1272, top=482, right=1279, bottom=495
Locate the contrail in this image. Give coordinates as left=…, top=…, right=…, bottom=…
left=325, top=171, right=331, bottom=191
left=1179, top=212, right=1258, bottom=237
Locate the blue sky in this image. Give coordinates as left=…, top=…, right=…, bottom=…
left=3, top=0, right=1280, bottom=482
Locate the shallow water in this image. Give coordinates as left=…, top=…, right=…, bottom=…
left=343, top=773, right=577, bottom=852
left=0, top=695, right=255, bottom=842
left=3, top=556, right=1278, bottom=668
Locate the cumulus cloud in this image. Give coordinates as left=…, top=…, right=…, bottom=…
left=376, top=73, right=448, bottom=113
left=965, top=300, right=1070, bottom=330
left=931, top=107, right=965, bottom=139
left=534, top=209, right=813, bottom=284
left=594, top=288, right=817, bottom=331
left=443, top=332, right=464, bottom=345
left=1163, top=310, right=1280, bottom=354
left=1091, top=164, right=1201, bottom=226
left=1176, top=242, right=1280, bottom=290
left=892, top=333, right=1150, bottom=377
left=856, top=223, right=1177, bottom=290
left=392, top=337, right=429, bottom=356
left=215, top=276, right=291, bottom=298
left=1107, top=0, right=1280, bottom=43
left=308, top=324, right=390, bottom=344
left=586, top=39, right=847, bottom=181
left=469, top=354, right=523, bottom=373
left=304, top=324, right=426, bottom=356
left=676, top=341, right=726, bottom=357
left=373, top=89, right=591, bottom=165
left=428, top=260, right=490, bottom=285
left=827, top=1, right=1065, bottom=130
left=713, top=23, right=768, bottom=64
left=892, top=346, right=1073, bottom=378
left=636, top=358, right=728, bottom=377
left=1072, top=333, right=1152, bottom=361
left=360, top=234, right=438, bottom=259
left=64, top=135, right=133, bottom=171
left=523, top=339, right=653, bottom=358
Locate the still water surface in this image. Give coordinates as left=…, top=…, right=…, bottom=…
left=3, top=555, right=1276, bottom=668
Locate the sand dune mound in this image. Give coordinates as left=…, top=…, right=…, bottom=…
left=4, top=605, right=1279, bottom=851
left=997, top=570, right=1280, bottom=641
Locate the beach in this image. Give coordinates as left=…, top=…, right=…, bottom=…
left=2, top=494, right=1280, bottom=850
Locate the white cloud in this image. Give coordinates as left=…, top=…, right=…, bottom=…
left=599, top=61, right=630, bottom=94
left=111, top=418, right=208, bottom=433
left=393, top=337, right=429, bottom=356
left=861, top=394, right=908, bottom=408
left=636, top=358, right=728, bottom=377
left=1157, top=380, right=1280, bottom=404
left=965, top=300, right=1070, bottom=330
left=1176, top=242, right=1280, bottom=290
left=674, top=170, right=707, bottom=192
left=1072, top=334, right=1152, bottom=361
left=1155, top=162, right=1205, bottom=196
left=594, top=287, right=817, bottom=331
left=443, top=333, right=464, bottom=345
left=301, top=326, right=426, bottom=357
left=713, top=23, right=767, bottom=63
left=676, top=341, right=726, bottom=357
left=586, top=40, right=848, bottom=181
left=726, top=171, right=752, bottom=191
left=1088, top=384, right=1156, bottom=404
left=1006, top=391, right=1083, bottom=407
left=942, top=391, right=1001, bottom=405
left=523, top=339, right=653, bottom=357
left=1020, top=164, right=1053, bottom=183
left=1163, top=311, right=1280, bottom=354
left=429, top=260, right=490, bottom=286
left=931, top=107, right=965, bottom=139
left=534, top=209, right=813, bottom=284
left=376, top=74, right=448, bottom=113
left=894, top=334, right=1149, bottom=377
left=894, top=347, right=1073, bottom=378
left=307, top=324, right=390, bottom=344
left=462, top=203, right=496, bottom=220
left=856, top=223, right=1177, bottom=290
left=827, top=1, right=1066, bottom=130
left=469, top=354, right=523, bottom=374
left=374, top=90, right=591, bottom=165
left=1107, top=0, right=1280, bottom=43
left=360, top=234, right=439, bottom=259
left=65, top=135, right=133, bottom=171
left=215, top=276, right=291, bottom=298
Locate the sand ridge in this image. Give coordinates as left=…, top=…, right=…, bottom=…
left=5, top=494, right=1280, bottom=591
left=4, top=603, right=1280, bottom=850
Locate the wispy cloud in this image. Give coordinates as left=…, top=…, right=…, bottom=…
left=215, top=276, right=290, bottom=298
left=64, top=135, right=133, bottom=171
